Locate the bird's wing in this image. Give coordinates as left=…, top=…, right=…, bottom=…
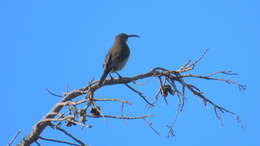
left=103, top=47, right=129, bottom=71
left=103, top=49, right=112, bottom=69
left=110, top=48, right=129, bottom=63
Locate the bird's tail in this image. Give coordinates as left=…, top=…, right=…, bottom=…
left=99, top=69, right=109, bottom=85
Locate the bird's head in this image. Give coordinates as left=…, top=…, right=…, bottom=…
left=115, top=33, right=140, bottom=42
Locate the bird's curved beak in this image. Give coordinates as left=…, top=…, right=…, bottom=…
left=127, top=34, right=140, bottom=38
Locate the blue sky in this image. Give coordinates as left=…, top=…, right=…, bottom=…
left=1, top=0, right=259, bottom=145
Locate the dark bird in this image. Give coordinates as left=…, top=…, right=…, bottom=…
left=99, top=33, right=140, bottom=85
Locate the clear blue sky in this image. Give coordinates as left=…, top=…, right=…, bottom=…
left=1, top=0, right=259, bottom=145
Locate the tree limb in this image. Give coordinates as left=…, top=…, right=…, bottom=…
left=18, top=49, right=245, bottom=145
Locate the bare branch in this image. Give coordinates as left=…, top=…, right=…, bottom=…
left=18, top=49, right=245, bottom=145
left=8, top=129, right=21, bottom=146
left=207, top=70, right=238, bottom=76
left=38, top=136, right=82, bottom=146
left=180, top=81, right=241, bottom=123
left=124, top=83, right=154, bottom=106
left=143, top=119, right=160, bottom=136
left=93, top=98, right=132, bottom=105
left=121, top=102, right=125, bottom=117
left=86, top=114, right=153, bottom=120
left=50, top=124, right=85, bottom=145
left=183, top=48, right=209, bottom=69
left=180, top=74, right=246, bottom=90
left=166, top=125, right=175, bottom=138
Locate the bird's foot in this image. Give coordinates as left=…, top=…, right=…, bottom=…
left=115, top=72, right=123, bottom=79
left=109, top=73, right=114, bottom=80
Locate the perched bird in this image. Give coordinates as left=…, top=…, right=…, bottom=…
left=99, top=33, right=139, bottom=85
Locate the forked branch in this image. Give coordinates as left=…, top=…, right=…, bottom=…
left=17, top=49, right=245, bottom=146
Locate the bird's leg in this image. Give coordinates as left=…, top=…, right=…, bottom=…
left=115, top=72, right=123, bottom=79
left=109, top=73, right=114, bottom=80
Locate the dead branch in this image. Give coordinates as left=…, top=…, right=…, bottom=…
left=38, top=136, right=82, bottom=146
left=86, top=114, right=153, bottom=119
left=8, top=130, right=21, bottom=146
left=50, top=124, right=85, bottom=145
left=124, top=83, right=154, bottom=106
left=17, top=49, right=245, bottom=145
left=143, top=119, right=160, bottom=136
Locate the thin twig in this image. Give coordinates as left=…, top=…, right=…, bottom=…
left=166, top=78, right=183, bottom=111
left=93, top=98, right=132, bottom=105
left=121, top=102, right=125, bottom=117
left=185, top=48, right=209, bottom=69
left=87, top=114, right=153, bottom=119
left=166, top=125, right=175, bottom=137
left=207, top=70, right=238, bottom=76
left=50, top=124, right=86, bottom=145
left=143, top=119, right=160, bottom=136
left=180, top=74, right=246, bottom=90
left=38, top=136, right=82, bottom=146
left=8, top=129, right=22, bottom=146
left=181, top=81, right=241, bottom=124
left=124, top=83, right=154, bottom=106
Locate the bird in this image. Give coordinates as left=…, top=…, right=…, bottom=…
left=99, top=33, right=140, bottom=85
